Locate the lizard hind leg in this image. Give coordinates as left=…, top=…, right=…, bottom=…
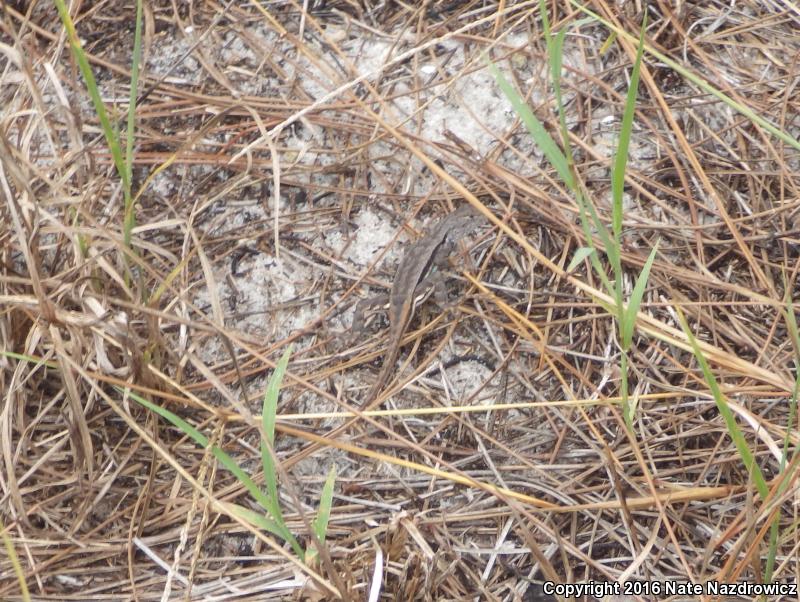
left=349, top=293, right=389, bottom=344
left=432, top=273, right=450, bottom=308
left=429, top=270, right=468, bottom=314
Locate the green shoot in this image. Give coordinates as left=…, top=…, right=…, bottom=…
left=0, top=515, right=31, bottom=602
left=676, top=310, right=769, bottom=500
left=765, top=290, right=800, bottom=580
left=127, top=346, right=336, bottom=564
left=54, top=0, right=144, bottom=252
left=492, top=7, right=653, bottom=429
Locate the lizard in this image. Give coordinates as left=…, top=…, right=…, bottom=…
left=284, top=204, right=484, bottom=470
left=353, top=203, right=483, bottom=411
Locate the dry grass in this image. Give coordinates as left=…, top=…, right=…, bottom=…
left=2, top=1, right=800, bottom=600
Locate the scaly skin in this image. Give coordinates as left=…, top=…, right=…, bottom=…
left=286, top=205, right=483, bottom=469
left=358, top=204, right=481, bottom=411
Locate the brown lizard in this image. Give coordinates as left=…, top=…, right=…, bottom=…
left=285, top=204, right=483, bottom=469
left=353, top=203, right=483, bottom=410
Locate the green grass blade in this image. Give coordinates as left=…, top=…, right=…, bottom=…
left=620, top=352, right=633, bottom=429
left=573, top=193, right=616, bottom=296
left=0, top=515, right=31, bottom=602
left=125, top=388, right=303, bottom=555
left=766, top=293, right=800, bottom=580
left=542, top=2, right=593, bottom=171
left=551, top=28, right=570, bottom=159
left=229, top=499, right=300, bottom=558
left=612, top=13, right=646, bottom=243
left=53, top=0, right=129, bottom=196
left=262, top=346, right=291, bottom=473
left=538, top=0, right=551, bottom=36
left=261, top=347, right=292, bottom=521
left=582, top=193, right=620, bottom=280
left=780, top=298, right=800, bottom=471
left=540, top=0, right=571, bottom=163
left=313, top=465, right=336, bottom=542
left=123, top=0, right=144, bottom=247
left=621, top=241, right=659, bottom=348
left=569, top=0, right=800, bottom=153
left=126, top=0, right=143, bottom=184
left=222, top=502, right=285, bottom=539
left=676, top=312, right=770, bottom=499
left=128, top=390, right=210, bottom=445
left=488, top=62, right=575, bottom=191
left=567, top=247, right=595, bottom=272
left=1, top=350, right=58, bottom=370
left=306, top=465, right=337, bottom=564
left=125, top=390, right=273, bottom=510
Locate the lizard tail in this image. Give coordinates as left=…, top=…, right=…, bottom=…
left=359, top=348, right=399, bottom=411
